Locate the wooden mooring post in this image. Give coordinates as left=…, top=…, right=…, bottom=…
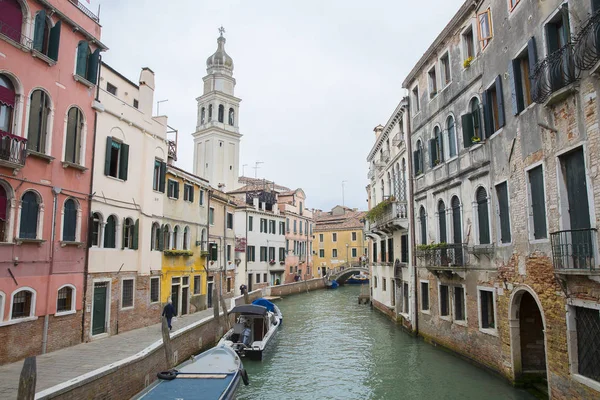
left=161, top=317, right=174, bottom=369
left=17, top=356, right=36, bottom=400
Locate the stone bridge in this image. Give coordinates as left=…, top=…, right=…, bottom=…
left=329, top=266, right=369, bottom=283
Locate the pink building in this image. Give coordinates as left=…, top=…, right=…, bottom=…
left=0, top=0, right=105, bottom=364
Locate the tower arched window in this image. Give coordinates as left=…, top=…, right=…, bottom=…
left=447, top=116, right=457, bottom=157
left=218, top=104, right=224, bottom=123
left=200, top=107, right=205, bottom=124
left=0, top=0, right=24, bottom=42
left=104, top=215, right=117, bottom=248
left=438, top=200, right=447, bottom=243
left=91, top=212, right=102, bottom=247
left=0, top=183, right=9, bottom=242
left=62, top=198, right=77, bottom=242
left=0, top=74, right=16, bottom=134
left=27, top=90, right=51, bottom=154
left=19, top=191, right=40, bottom=239
left=228, top=108, right=234, bottom=125
left=208, top=104, right=213, bottom=121
left=419, top=206, right=427, bottom=245
left=65, top=107, right=84, bottom=165
left=476, top=187, right=490, bottom=244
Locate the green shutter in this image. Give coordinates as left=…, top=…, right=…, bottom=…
left=461, top=114, right=473, bottom=148
left=76, top=41, right=88, bottom=77
left=190, top=186, right=194, bottom=202
left=159, top=162, right=166, bottom=193
left=174, top=182, right=180, bottom=199
left=158, top=225, right=164, bottom=250
left=508, top=59, right=523, bottom=115
left=210, top=243, right=218, bottom=261
left=133, top=219, right=139, bottom=250
left=482, top=91, right=493, bottom=138
left=119, top=143, right=129, bottom=180
left=122, top=219, right=126, bottom=249
left=476, top=188, right=490, bottom=244
left=48, top=20, right=61, bottom=61
left=497, top=183, right=511, bottom=243
left=33, top=10, right=46, bottom=52
left=495, top=75, right=505, bottom=128
left=104, top=136, right=112, bottom=176
left=429, top=139, right=437, bottom=168
left=87, top=48, right=101, bottom=84
left=413, top=151, right=419, bottom=175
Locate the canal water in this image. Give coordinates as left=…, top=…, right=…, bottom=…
left=237, top=285, right=534, bottom=400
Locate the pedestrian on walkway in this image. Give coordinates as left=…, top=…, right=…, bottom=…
left=162, top=299, right=176, bottom=330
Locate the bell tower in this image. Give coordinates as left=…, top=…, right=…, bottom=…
left=192, top=27, right=241, bottom=191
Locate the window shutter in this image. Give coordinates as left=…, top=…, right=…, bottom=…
left=159, top=162, right=166, bottom=193
left=33, top=10, right=46, bottom=52
left=461, top=114, right=474, bottom=148
left=158, top=225, right=164, bottom=250
left=87, top=48, right=101, bottom=84
left=508, top=59, right=523, bottom=116
left=76, top=41, right=89, bottom=77
left=104, top=136, right=112, bottom=176
left=48, top=20, right=61, bottom=61
left=119, top=143, right=129, bottom=181
left=413, top=151, right=419, bottom=175
left=476, top=188, right=490, bottom=244
left=122, top=219, right=126, bottom=249
left=174, top=182, right=180, bottom=199
left=133, top=219, right=139, bottom=250
left=497, top=183, right=511, bottom=243
left=190, top=187, right=194, bottom=202
left=530, top=167, right=547, bottom=239
left=429, top=138, right=437, bottom=168
left=481, top=91, right=493, bottom=139
left=495, top=75, right=505, bottom=128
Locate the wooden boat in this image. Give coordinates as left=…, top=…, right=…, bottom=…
left=132, top=345, right=248, bottom=400
left=218, top=298, right=282, bottom=361
left=346, top=274, right=369, bottom=284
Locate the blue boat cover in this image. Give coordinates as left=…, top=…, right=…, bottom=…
left=139, top=374, right=235, bottom=399
left=252, top=298, right=276, bottom=312
left=331, top=280, right=339, bottom=289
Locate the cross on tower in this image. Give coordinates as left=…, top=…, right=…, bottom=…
left=218, top=26, right=226, bottom=37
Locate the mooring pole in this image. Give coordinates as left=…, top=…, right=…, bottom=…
left=161, top=317, right=174, bottom=369
left=17, top=357, right=36, bottom=400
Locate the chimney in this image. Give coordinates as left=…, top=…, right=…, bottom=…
left=253, top=197, right=259, bottom=210
left=374, top=124, right=384, bottom=140
left=139, top=67, right=155, bottom=116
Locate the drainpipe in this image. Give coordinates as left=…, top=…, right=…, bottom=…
left=244, top=208, right=248, bottom=291
left=42, top=186, right=60, bottom=354
left=405, top=100, right=418, bottom=336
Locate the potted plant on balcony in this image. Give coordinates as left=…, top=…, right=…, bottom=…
left=463, top=56, right=474, bottom=68
left=471, top=136, right=481, bottom=144
left=279, top=261, right=285, bottom=265
left=269, top=259, right=276, bottom=265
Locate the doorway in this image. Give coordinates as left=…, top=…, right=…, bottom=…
left=92, top=282, right=108, bottom=336
left=171, top=284, right=180, bottom=316
left=247, top=274, right=253, bottom=292
left=207, top=277, right=214, bottom=308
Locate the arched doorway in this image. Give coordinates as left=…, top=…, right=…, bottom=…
left=510, top=289, right=547, bottom=391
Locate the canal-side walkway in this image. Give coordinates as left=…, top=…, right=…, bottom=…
left=0, top=308, right=214, bottom=399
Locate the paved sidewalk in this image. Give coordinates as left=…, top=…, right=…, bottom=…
left=0, top=308, right=215, bottom=399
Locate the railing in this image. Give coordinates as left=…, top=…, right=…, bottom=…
left=167, top=140, right=177, bottom=161
left=0, top=130, right=27, bottom=167
left=573, top=10, right=600, bottom=71
left=415, top=244, right=469, bottom=268
left=392, top=132, right=404, bottom=147
left=370, top=201, right=408, bottom=230
left=69, top=0, right=100, bottom=22
left=550, top=228, right=597, bottom=272
left=532, top=42, right=580, bottom=104
left=0, top=19, right=33, bottom=48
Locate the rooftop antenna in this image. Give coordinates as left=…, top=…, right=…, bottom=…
left=253, top=161, right=264, bottom=179
left=342, top=180, right=348, bottom=207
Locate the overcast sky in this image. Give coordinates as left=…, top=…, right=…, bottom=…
left=98, top=0, right=464, bottom=211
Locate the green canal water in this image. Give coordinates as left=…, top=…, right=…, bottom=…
left=237, top=285, right=535, bottom=400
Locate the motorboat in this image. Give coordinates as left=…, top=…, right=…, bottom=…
left=326, top=279, right=339, bottom=289
left=133, top=345, right=248, bottom=400
left=346, top=274, right=369, bottom=284
left=218, top=298, right=282, bottom=360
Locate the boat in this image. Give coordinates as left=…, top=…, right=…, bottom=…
left=218, top=298, right=282, bottom=360
left=132, top=345, right=248, bottom=400
left=325, top=279, right=339, bottom=289
left=346, top=274, right=369, bottom=284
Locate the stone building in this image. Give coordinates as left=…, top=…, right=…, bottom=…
left=0, top=0, right=105, bottom=363
left=401, top=0, right=600, bottom=397
left=365, top=99, right=414, bottom=326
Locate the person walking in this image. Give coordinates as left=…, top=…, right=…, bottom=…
left=162, top=298, right=176, bottom=330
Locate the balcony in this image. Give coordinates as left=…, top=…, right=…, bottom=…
left=532, top=42, right=580, bottom=105
left=392, top=133, right=404, bottom=148
left=0, top=131, right=27, bottom=170
left=415, top=244, right=469, bottom=271
left=368, top=169, right=375, bottom=180
left=381, top=150, right=390, bottom=163
left=551, top=228, right=598, bottom=275
left=69, top=0, right=100, bottom=22
left=573, top=10, right=600, bottom=72
left=366, top=198, right=408, bottom=233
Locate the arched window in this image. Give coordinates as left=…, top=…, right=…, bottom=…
left=63, top=198, right=77, bottom=242
left=401, top=158, right=406, bottom=200
left=218, top=104, right=224, bottom=123
left=200, top=107, right=205, bottom=124
left=163, top=225, right=171, bottom=250
left=151, top=222, right=161, bottom=251
left=173, top=225, right=180, bottom=249
left=27, top=90, right=51, bottom=154
left=434, top=126, right=443, bottom=165
left=75, top=41, right=100, bottom=84
left=0, top=0, right=24, bottom=42
left=11, top=289, right=34, bottom=319
left=387, top=172, right=392, bottom=198
left=65, top=107, right=84, bottom=165
left=183, top=226, right=189, bottom=250
left=470, top=98, right=481, bottom=140
left=123, top=218, right=134, bottom=249
left=104, top=215, right=117, bottom=248
left=438, top=200, right=447, bottom=243
left=451, top=196, right=462, bottom=244
left=19, top=191, right=40, bottom=239
left=208, top=104, right=213, bottom=121
left=447, top=116, right=457, bottom=157
left=476, top=187, right=490, bottom=244
left=414, top=140, right=423, bottom=176
left=0, top=291, right=4, bottom=321
left=32, top=10, right=61, bottom=60
left=0, top=183, right=9, bottom=242
left=200, top=228, right=207, bottom=251
left=419, top=206, right=427, bottom=245
left=0, top=74, right=16, bottom=134
left=228, top=108, right=234, bottom=125
left=380, top=179, right=385, bottom=200
left=56, top=285, right=74, bottom=313
left=91, top=212, right=101, bottom=247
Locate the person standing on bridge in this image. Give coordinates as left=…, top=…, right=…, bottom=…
left=162, top=298, right=176, bottom=330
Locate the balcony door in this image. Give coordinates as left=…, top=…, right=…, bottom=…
left=545, top=5, right=572, bottom=91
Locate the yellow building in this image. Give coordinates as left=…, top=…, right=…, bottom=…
left=160, top=165, right=210, bottom=316
left=312, top=206, right=367, bottom=276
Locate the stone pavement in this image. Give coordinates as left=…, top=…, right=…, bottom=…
left=0, top=308, right=215, bottom=399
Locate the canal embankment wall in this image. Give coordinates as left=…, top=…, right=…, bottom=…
left=266, top=277, right=326, bottom=297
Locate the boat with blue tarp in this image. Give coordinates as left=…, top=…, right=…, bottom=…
left=346, top=274, right=369, bottom=284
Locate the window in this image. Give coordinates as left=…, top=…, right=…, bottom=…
left=479, top=288, right=495, bottom=329
left=279, top=247, right=285, bottom=262
left=75, top=41, right=100, bottom=84
left=421, top=282, right=430, bottom=311
left=508, top=0, right=520, bottom=11
left=183, top=184, right=194, bottom=202
left=428, top=66, right=438, bottom=98
left=352, top=231, right=357, bottom=241
left=92, top=212, right=102, bottom=247
left=373, top=242, right=377, bottom=262
left=431, top=126, right=443, bottom=166
left=123, top=218, right=134, bottom=249
left=286, top=218, right=290, bottom=232
left=153, top=159, right=166, bottom=192
left=260, top=218, right=267, bottom=233
left=412, top=85, right=420, bottom=113
left=293, top=220, right=297, bottom=233
left=382, top=278, right=387, bottom=291
left=0, top=75, right=16, bottom=135
left=413, top=140, right=424, bottom=176
left=351, top=248, right=357, bottom=258
left=575, top=306, right=600, bottom=382
left=133, top=99, right=139, bottom=109
left=374, top=276, right=378, bottom=289
left=228, top=108, right=234, bottom=125
left=440, top=52, right=451, bottom=86
left=260, top=246, right=267, bottom=262
left=106, top=82, right=117, bottom=95
left=454, top=286, right=465, bottom=321
left=332, top=233, right=337, bottom=242
left=227, top=277, right=232, bottom=293
left=33, top=10, right=61, bottom=60
left=0, top=0, right=24, bottom=43
left=269, top=220, right=276, bottom=234
left=65, top=107, right=84, bottom=165
left=218, top=104, right=224, bottom=123
left=27, top=90, right=51, bottom=154
left=256, top=274, right=260, bottom=284
left=151, top=222, right=160, bottom=251
left=183, top=226, right=189, bottom=250
left=56, top=286, right=73, bottom=313
left=447, top=116, right=457, bottom=158
left=528, top=166, right=547, bottom=240
left=209, top=208, right=215, bottom=225
left=227, top=244, right=232, bottom=261
left=438, top=200, right=447, bottom=243
left=319, top=233, right=324, bottom=242
left=496, top=182, right=511, bottom=243
left=299, top=221, right=303, bottom=234
left=167, top=180, right=179, bottom=199
left=440, top=284, right=450, bottom=317
left=121, top=279, right=134, bottom=309
left=544, top=5, right=571, bottom=91
left=419, top=206, right=427, bottom=245
left=319, top=249, right=324, bottom=257
left=332, top=249, right=338, bottom=258
left=403, top=282, right=409, bottom=314
left=462, top=25, right=475, bottom=61
left=199, top=189, right=204, bottom=205
left=150, top=277, right=160, bottom=302
left=462, top=98, right=483, bottom=148
left=163, top=225, right=171, bottom=250
left=227, top=213, right=234, bottom=230
left=477, top=9, right=493, bottom=49
left=247, top=246, right=256, bottom=262
left=268, top=247, right=275, bottom=261
left=11, top=289, right=34, bottom=319
left=483, top=76, right=505, bottom=135
left=19, top=191, right=40, bottom=239
left=509, top=40, right=535, bottom=115
left=279, top=221, right=285, bottom=235
left=193, top=276, right=201, bottom=295
left=104, top=215, right=117, bottom=248
left=476, top=187, right=490, bottom=245
left=248, top=216, right=253, bottom=231
left=173, top=226, right=179, bottom=249
left=104, top=137, right=129, bottom=180
left=208, top=104, right=213, bottom=121
left=62, top=199, right=77, bottom=242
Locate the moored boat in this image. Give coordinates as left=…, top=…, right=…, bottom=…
left=326, top=279, right=339, bottom=289
left=132, top=345, right=248, bottom=400
left=346, top=274, right=369, bottom=284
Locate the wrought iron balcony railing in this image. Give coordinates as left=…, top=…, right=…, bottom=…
left=0, top=130, right=27, bottom=168
left=415, top=244, right=469, bottom=269
left=532, top=42, right=580, bottom=104
left=551, top=228, right=598, bottom=273
left=0, top=19, right=33, bottom=48
left=69, top=0, right=100, bottom=22
left=573, top=10, right=600, bottom=71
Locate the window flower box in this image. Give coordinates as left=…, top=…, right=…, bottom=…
left=164, top=249, right=193, bottom=257
left=269, top=260, right=276, bottom=265
left=463, top=56, right=474, bottom=69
